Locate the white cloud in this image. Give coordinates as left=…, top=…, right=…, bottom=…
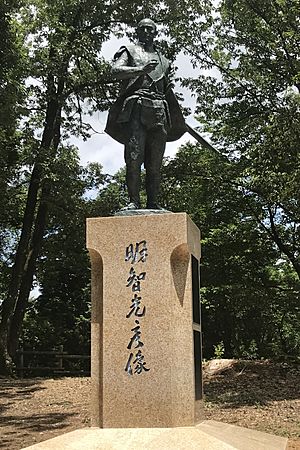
left=70, top=110, right=125, bottom=174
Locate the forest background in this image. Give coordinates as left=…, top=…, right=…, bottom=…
left=0, top=0, right=299, bottom=375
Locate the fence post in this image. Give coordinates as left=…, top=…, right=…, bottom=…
left=58, top=345, right=64, bottom=370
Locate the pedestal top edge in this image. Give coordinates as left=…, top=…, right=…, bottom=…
left=86, top=211, right=187, bottom=222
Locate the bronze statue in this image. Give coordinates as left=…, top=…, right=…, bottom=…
left=105, top=18, right=186, bottom=211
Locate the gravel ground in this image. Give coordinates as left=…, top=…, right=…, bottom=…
left=0, top=359, right=299, bottom=449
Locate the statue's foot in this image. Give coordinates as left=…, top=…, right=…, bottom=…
left=121, top=202, right=140, bottom=211
left=115, top=202, right=170, bottom=216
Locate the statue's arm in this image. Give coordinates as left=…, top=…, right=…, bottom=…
left=111, top=47, right=159, bottom=80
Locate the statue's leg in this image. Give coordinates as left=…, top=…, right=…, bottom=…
left=125, top=115, right=146, bottom=208
left=144, top=128, right=166, bottom=209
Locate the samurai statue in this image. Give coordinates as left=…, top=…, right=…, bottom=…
left=105, top=18, right=186, bottom=211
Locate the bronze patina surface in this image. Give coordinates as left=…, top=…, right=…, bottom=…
left=105, top=18, right=186, bottom=211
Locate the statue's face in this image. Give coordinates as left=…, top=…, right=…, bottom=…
left=137, top=20, right=157, bottom=45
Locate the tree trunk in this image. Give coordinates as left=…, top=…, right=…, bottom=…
left=0, top=67, right=63, bottom=374
left=0, top=163, right=43, bottom=374
left=0, top=335, right=14, bottom=375
left=8, top=181, right=51, bottom=358
left=8, top=102, right=63, bottom=360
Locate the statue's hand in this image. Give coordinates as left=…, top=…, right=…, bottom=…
left=142, top=60, right=159, bottom=74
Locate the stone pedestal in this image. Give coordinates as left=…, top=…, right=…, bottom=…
left=21, top=213, right=288, bottom=450
left=86, top=212, right=203, bottom=428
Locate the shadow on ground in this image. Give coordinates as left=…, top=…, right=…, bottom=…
left=0, top=378, right=76, bottom=449
left=0, top=412, right=76, bottom=448
left=204, top=360, right=300, bottom=407
left=0, top=379, right=47, bottom=414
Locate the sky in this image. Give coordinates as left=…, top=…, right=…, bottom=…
left=70, top=35, right=199, bottom=175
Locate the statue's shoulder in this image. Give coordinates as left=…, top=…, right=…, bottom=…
left=113, top=43, right=139, bottom=60
left=113, top=43, right=170, bottom=73
left=113, top=45, right=129, bottom=60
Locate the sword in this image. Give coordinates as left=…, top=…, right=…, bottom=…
left=185, top=122, right=221, bottom=154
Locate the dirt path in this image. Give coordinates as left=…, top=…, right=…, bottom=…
left=203, top=360, right=300, bottom=449
left=0, top=377, right=90, bottom=449
left=0, top=360, right=299, bottom=449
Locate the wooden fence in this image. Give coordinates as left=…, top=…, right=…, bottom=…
left=16, top=345, right=91, bottom=377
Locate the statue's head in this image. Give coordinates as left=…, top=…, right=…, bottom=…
left=137, top=18, right=157, bottom=44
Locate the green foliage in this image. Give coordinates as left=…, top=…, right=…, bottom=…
left=235, top=339, right=259, bottom=361
left=161, top=144, right=300, bottom=359
left=157, top=0, right=300, bottom=359
left=1, top=0, right=299, bottom=366
left=20, top=149, right=98, bottom=354
left=1, top=0, right=191, bottom=368
left=213, top=341, right=225, bottom=359
left=0, top=0, right=28, bottom=304
left=177, top=0, right=300, bottom=277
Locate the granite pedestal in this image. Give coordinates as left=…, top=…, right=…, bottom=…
left=86, top=212, right=203, bottom=428
left=22, top=212, right=288, bottom=450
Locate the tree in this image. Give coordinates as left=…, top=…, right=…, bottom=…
left=0, top=0, right=30, bottom=371
left=0, top=0, right=116, bottom=373
left=160, top=144, right=300, bottom=358
left=174, top=0, right=300, bottom=279
left=3, top=0, right=299, bottom=372
left=0, top=0, right=27, bottom=266
left=0, top=0, right=210, bottom=374
left=158, top=0, right=300, bottom=355
left=21, top=149, right=105, bottom=357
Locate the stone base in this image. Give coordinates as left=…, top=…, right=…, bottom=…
left=22, top=421, right=288, bottom=450
left=87, top=213, right=202, bottom=428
